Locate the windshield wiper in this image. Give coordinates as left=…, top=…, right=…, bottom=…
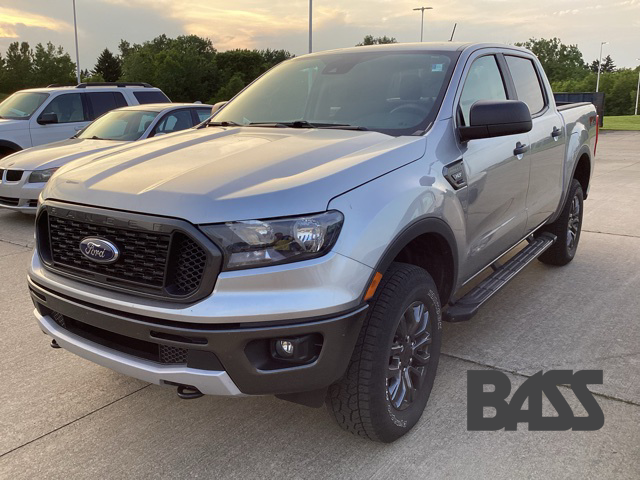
left=202, top=120, right=242, bottom=128
left=248, top=121, right=367, bottom=131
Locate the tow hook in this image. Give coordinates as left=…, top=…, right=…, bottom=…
left=176, top=384, right=204, bottom=400
left=50, top=339, right=61, bottom=349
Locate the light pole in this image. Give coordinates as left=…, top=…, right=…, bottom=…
left=635, top=58, right=640, bottom=116
left=72, top=0, right=81, bottom=83
left=308, top=0, right=312, bottom=54
left=413, top=6, right=433, bottom=42
left=596, top=41, right=608, bottom=93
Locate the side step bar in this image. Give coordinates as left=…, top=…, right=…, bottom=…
left=443, top=233, right=557, bottom=323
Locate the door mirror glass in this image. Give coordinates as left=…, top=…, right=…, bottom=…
left=459, top=100, right=532, bottom=142
left=37, top=112, right=59, bottom=125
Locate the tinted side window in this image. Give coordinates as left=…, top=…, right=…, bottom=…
left=153, top=110, right=194, bottom=135
left=134, top=91, right=171, bottom=104
left=459, top=56, right=507, bottom=126
left=196, top=108, right=211, bottom=123
left=88, top=92, right=118, bottom=119
left=505, top=56, right=545, bottom=114
left=41, top=93, right=86, bottom=123
left=114, top=92, right=127, bottom=108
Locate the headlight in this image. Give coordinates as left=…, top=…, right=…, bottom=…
left=28, top=168, right=58, bottom=183
left=201, top=211, right=344, bottom=270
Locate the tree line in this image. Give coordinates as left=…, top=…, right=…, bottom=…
left=0, top=35, right=292, bottom=105
left=1, top=35, right=638, bottom=115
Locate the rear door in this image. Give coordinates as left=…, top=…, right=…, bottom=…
left=504, top=54, right=565, bottom=231
left=86, top=92, right=128, bottom=120
left=29, top=93, right=90, bottom=146
left=455, top=53, right=531, bottom=281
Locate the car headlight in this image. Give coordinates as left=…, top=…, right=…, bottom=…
left=28, top=168, right=59, bottom=184
left=201, top=211, right=344, bottom=270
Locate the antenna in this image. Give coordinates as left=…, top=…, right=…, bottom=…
left=449, top=23, right=457, bottom=42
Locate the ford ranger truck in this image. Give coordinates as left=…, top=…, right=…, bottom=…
left=28, top=43, right=597, bottom=442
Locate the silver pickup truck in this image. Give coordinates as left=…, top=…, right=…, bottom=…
left=28, top=43, right=597, bottom=442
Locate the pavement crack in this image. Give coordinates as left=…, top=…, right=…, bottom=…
left=582, top=229, right=640, bottom=239
left=0, top=384, right=151, bottom=459
left=0, top=238, right=33, bottom=250
left=441, top=352, right=640, bottom=408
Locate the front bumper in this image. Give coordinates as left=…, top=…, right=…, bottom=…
left=30, top=278, right=367, bottom=396
left=0, top=174, right=42, bottom=214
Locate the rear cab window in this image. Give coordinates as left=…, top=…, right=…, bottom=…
left=134, top=91, right=171, bottom=104
left=505, top=56, right=546, bottom=115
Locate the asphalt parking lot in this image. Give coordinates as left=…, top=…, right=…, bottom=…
left=0, top=130, right=638, bottom=479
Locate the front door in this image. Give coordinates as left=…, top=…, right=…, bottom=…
left=456, top=54, right=531, bottom=282
left=29, top=93, right=90, bottom=146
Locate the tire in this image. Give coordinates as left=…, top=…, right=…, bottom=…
left=538, top=178, right=584, bottom=266
left=326, top=262, right=442, bottom=442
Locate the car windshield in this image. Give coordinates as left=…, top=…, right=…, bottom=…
left=215, top=50, right=458, bottom=136
left=0, top=92, right=49, bottom=120
left=78, top=109, right=159, bottom=141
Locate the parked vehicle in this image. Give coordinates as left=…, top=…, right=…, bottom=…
left=0, top=103, right=212, bottom=213
left=0, top=82, right=170, bottom=159
left=29, top=43, right=597, bottom=442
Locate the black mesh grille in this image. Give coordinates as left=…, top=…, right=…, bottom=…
left=43, top=212, right=210, bottom=298
left=159, top=345, right=188, bottom=364
left=6, top=170, right=23, bottom=182
left=167, top=233, right=208, bottom=296
left=0, top=196, right=19, bottom=206
left=49, top=215, right=170, bottom=287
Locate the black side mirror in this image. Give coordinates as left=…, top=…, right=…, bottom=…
left=37, top=112, right=59, bottom=125
left=211, top=101, right=228, bottom=116
left=459, top=100, right=532, bottom=142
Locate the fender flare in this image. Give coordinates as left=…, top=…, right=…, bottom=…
left=548, top=146, right=591, bottom=224
left=364, top=216, right=459, bottom=304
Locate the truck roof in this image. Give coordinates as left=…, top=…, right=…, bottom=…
left=306, top=42, right=531, bottom=56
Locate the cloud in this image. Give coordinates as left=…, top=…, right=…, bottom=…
left=0, top=7, right=70, bottom=39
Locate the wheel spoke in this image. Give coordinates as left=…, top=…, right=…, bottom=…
left=412, top=350, right=431, bottom=366
left=391, top=373, right=407, bottom=409
left=403, top=369, right=415, bottom=404
left=408, top=365, right=425, bottom=389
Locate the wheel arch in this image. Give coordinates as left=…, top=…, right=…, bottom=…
left=369, top=217, right=458, bottom=306
left=0, top=140, right=22, bottom=158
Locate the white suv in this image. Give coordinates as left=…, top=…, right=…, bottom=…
left=0, top=82, right=170, bottom=158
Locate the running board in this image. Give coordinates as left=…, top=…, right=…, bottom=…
left=443, top=233, right=557, bottom=323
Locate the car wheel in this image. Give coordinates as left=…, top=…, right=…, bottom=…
left=326, top=262, right=442, bottom=442
left=538, top=178, right=584, bottom=266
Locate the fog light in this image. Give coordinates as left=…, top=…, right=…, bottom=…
left=276, top=340, right=294, bottom=357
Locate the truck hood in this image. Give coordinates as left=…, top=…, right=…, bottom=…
left=44, top=127, right=426, bottom=224
left=0, top=138, right=128, bottom=171
left=0, top=118, right=28, bottom=133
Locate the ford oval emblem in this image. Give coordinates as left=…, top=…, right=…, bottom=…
left=79, top=237, right=120, bottom=264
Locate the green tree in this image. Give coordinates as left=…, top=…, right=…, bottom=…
left=356, top=35, right=397, bottom=46
left=209, top=72, right=245, bottom=104
left=589, top=55, right=616, bottom=74
left=515, top=38, right=586, bottom=84
left=31, top=42, right=76, bottom=87
left=120, top=34, right=218, bottom=102
left=93, top=48, right=122, bottom=82
left=2, top=42, right=33, bottom=92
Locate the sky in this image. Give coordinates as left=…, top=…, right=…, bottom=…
left=0, top=0, right=639, bottom=71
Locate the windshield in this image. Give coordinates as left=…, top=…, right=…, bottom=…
left=0, top=92, right=49, bottom=120
left=78, top=110, right=159, bottom=141
left=215, top=50, right=458, bottom=136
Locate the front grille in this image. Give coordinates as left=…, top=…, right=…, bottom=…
left=39, top=209, right=213, bottom=300
left=28, top=200, right=38, bottom=208
left=0, top=196, right=19, bottom=206
left=6, top=170, right=23, bottom=182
